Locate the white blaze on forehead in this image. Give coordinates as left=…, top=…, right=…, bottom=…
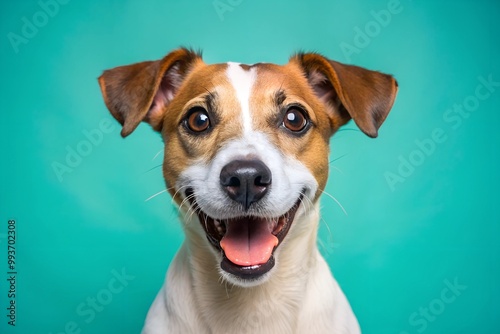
left=226, top=62, right=256, bottom=133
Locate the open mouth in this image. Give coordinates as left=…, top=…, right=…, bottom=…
left=186, top=189, right=303, bottom=280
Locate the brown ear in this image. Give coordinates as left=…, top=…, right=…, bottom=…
left=293, top=53, right=398, bottom=138
left=98, top=48, right=202, bottom=137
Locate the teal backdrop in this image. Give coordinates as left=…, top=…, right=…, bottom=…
left=1, top=0, right=499, bottom=333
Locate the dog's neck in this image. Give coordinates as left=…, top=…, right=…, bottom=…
left=180, top=203, right=322, bottom=331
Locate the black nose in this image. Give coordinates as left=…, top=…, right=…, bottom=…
left=220, top=159, right=272, bottom=210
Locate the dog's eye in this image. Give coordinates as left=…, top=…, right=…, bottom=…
left=186, top=108, right=210, bottom=133
left=283, top=107, right=308, bottom=133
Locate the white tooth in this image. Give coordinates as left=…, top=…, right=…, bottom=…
left=271, top=218, right=279, bottom=233
left=214, top=220, right=224, bottom=234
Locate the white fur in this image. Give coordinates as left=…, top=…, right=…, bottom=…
left=141, top=65, right=361, bottom=333
left=226, top=62, right=256, bottom=134
left=142, top=130, right=361, bottom=333
left=143, top=204, right=360, bottom=334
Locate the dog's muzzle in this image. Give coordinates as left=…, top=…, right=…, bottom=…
left=186, top=159, right=303, bottom=280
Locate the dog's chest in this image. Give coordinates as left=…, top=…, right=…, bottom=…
left=198, top=287, right=303, bottom=334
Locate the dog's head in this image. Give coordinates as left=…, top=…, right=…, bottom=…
left=98, top=48, right=397, bottom=286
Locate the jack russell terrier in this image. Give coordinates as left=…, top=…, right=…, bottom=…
left=98, top=48, right=397, bottom=333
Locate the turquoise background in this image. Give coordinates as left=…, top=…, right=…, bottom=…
left=1, top=0, right=499, bottom=333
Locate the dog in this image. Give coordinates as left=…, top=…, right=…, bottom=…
left=98, top=48, right=397, bottom=333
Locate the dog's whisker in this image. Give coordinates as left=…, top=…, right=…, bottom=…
left=300, top=197, right=314, bottom=218
left=298, top=189, right=313, bottom=209
left=177, top=196, right=191, bottom=211
left=179, top=191, right=195, bottom=206
left=203, top=214, right=209, bottom=232
left=184, top=199, right=202, bottom=224
left=329, top=165, right=343, bottom=174
left=320, top=190, right=348, bottom=216
left=152, top=149, right=163, bottom=161
left=218, top=271, right=226, bottom=285
left=217, top=272, right=233, bottom=298
left=188, top=204, right=201, bottom=221
left=320, top=215, right=334, bottom=243
left=298, top=195, right=310, bottom=212
left=143, top=164, right=163, bottom=174
left=145, top=189, right=168, bottom=202
left=182, top=200, right=197, bottom=222
left=178, top=193, right=197, bottom=222
left=329, top=153, right=349, bottom=164
left=224, top=281, right=230, bottom=299
left=171, top=185, right=191, bottom=204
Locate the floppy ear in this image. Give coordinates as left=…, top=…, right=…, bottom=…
left=98, top=48, right=202, bottom=137
left=293, top=53, right=398, bottom=138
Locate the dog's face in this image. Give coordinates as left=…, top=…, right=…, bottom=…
left=99, top=48, right=397, bottom=286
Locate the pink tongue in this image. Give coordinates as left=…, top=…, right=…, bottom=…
left=220, top=217, right=278, bottom=266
